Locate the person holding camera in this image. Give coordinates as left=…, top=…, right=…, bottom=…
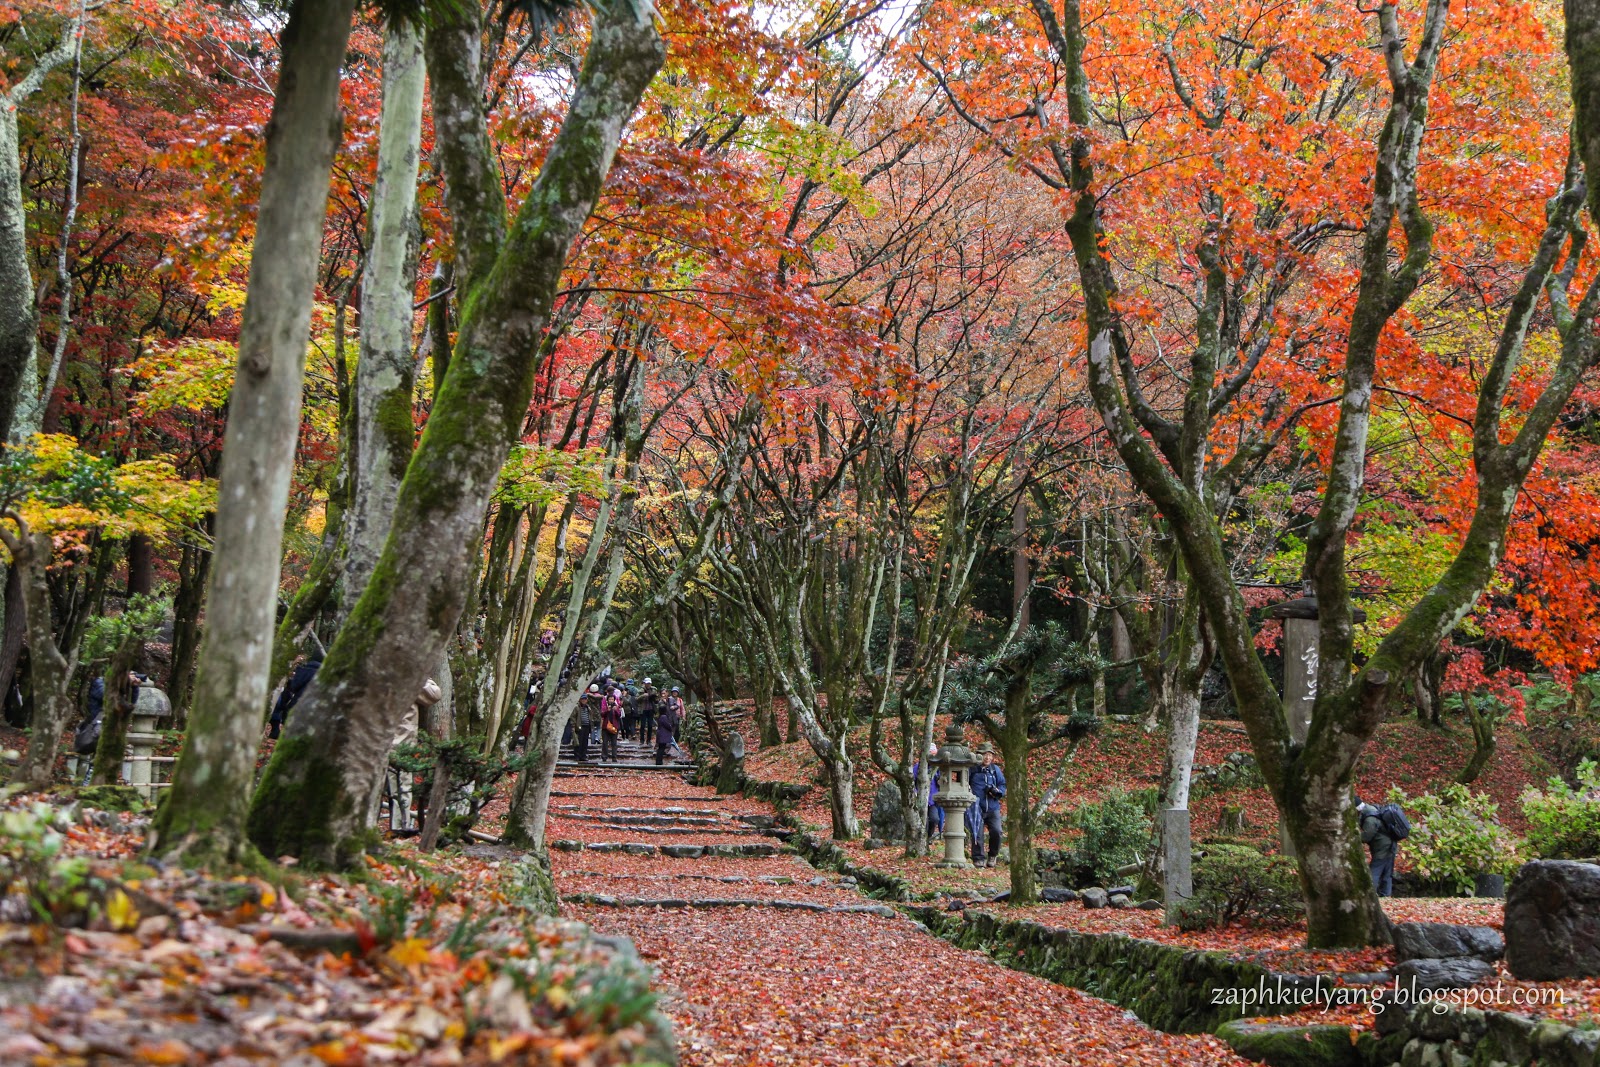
left=966, top=745, right=1007, bottom=868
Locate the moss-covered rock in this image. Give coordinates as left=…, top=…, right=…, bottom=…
left=1214, top=1021, right=1364, bottom=1067
left=75, top=785, right=149, bottom=814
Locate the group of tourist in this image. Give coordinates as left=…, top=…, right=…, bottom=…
left=919, top=743, right=1009, bottom=867
left=563, top=673, right=686, bottom=766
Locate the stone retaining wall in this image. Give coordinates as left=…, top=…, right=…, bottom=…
left=1382, top=1003, right=1600, bottom=1067
left=912, top=905, right=1317, bottom=1034
left=783, top=831, right=914, bottom=902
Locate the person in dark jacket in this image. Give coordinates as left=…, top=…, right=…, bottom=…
left=1358, top=800, right=1398, bottom=897
left=917, top=745, right=944, bottom=840
left=268, top=656, right=321, bottom=739
left=655, top=689, right=682, bottom=766
left=77, top=670, right=146, bottom=784
left=637, top=678, right=658, bottom=742
left=966, top=745, right=1007, bottom=867
left=574, top=684, right=599, bottom=762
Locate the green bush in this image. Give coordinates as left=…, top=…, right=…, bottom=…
left=1521, top=758, right=1600, bottom=859
left=0, top=797, right=93, bottom=923
left=1070, top=789, right=1151, bottom=884
left=1393, top=785, right=1520, bottom=894
left=1169, top=844, right=1302, bottom=931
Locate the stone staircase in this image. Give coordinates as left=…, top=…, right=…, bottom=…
left=557, top=734, right=690, bottom=773
left=541, top=772, right=888, bottom=914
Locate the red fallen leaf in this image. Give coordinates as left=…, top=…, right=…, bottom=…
left=349, top=916, right=378, bottom=957
left=309, top=1038, right=366, bottom=1066
left=133, top=1039, right=192, bottom=1064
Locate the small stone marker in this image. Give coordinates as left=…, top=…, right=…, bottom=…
left=1162, top=807, right=1192, bottom=906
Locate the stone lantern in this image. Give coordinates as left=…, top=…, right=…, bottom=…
left=125, top=686, right=172, bottom=801
left=931, top=721, right=978, bottom=868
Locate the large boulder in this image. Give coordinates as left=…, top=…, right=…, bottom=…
left=1391, top=921, right=1504, bottom=963
left=870, top=779, right=905, bottom=843
left=1506, top=860, right=1600, bottom=979
left=1392, top=957, right=1495, bottom=991
left=1080, top=887, right=1109, bottom=909
left=1213, top=1021, right=1363, bottom=1067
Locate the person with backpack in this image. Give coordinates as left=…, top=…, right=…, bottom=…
left=600, top=686, right=624, bottom=762
left=75, top=670, right=147, bottom=784
left=1358, top=798, right=1409, bottom=897
left=268, top=655, right=322, bottom=739
left=655, top=689, right=683, bottom=766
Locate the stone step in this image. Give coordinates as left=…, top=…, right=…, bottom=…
left=562, top=892, right=896, bottom=917
left=561, top=823, right=764, bottom=836
left=555, top=762, right=689, bottom=774
left=553, top=812, right=732, bottom=828
left=552, top=805, right=728, bottom=817
left=549, top=841, right=784, bottom=859
left=551, top=791, right=732, bottom=801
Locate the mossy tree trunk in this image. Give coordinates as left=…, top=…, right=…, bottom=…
left=995, top=681, right=1037, bottom=904
left=167, top=519, right=212, bottom=721
left=149, top=0, right=359, bottom=865
left=3, top=524, right=77, bottom=789
left=0, top=9, right=84, bottom=444
left=248, top=2, right=664, bottom=869
left=89, top=630, right=142, bottom=786
left=342, top=19, right=425, bottom=612
left=1006, top=0, right=1600, bottom=946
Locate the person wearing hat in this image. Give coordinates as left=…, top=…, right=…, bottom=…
left=966, top=744, right=1007, bottom=867
left=637, top=677, right=658, bottom=742
left=574, top=683, right=600, bottom=762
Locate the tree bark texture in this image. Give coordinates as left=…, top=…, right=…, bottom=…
left=0, top=13, right=83, bottom=444
left=247, top=3, right=664, bottom=869
left=149, top=0, right=358, bottom=864
left=343, top=20, right=425, bottom=607
left=7, top=529, right=75, bottom=789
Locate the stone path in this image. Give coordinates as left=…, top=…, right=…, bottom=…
left=551, top=770, right=1251, bottom=1066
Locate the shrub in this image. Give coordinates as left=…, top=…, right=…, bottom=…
left=1070, top=789, right=1151, bottom=884
left=1521, top=758, right=1600, bottom=860
left=0, top=797, right=92, bottom=923
left=1393, top=785, right=1520, bottom=894
left=1170, top=844, right=1302, bottom=930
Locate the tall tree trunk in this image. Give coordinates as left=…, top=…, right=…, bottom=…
left=820, top=744, right=858, bottom=840
left=125, top=535, right=153, bottom=598
left=1000, top=688, right=1038, bottom=904
left=167, top=523, right=212, bottom=720
left=148, top=0, right=358, bottom=864
left=0, top=12, right=82, bottom=444
left=5, top=527, right=75, bottom=789
left=89, top=632, right=142, bottom=786
left=247, top=4, right=664, bottom=869
left=342, top=20, right=424, bottom=611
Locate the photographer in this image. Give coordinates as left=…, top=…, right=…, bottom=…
left=965, top=745, right=1007, bottom=868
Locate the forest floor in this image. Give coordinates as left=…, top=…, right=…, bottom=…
left=0, top=784, right=673, bottom=1066
left=551, top=767, right=1251, bottom=1067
